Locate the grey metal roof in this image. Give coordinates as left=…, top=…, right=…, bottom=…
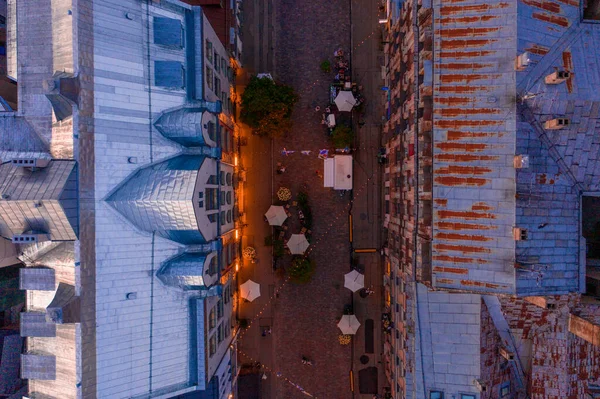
left=18, top=241, right=75, bottom=267
left=107, top=155, right=207, bottom=244
left=20, top=267, right=56, bottom=290
left=20, top=312, right=56, bottom=337
left=21, top=353, right=56, bottom=380
left=0, top=160, right=78, bottom=240
left=154, top=106, right=210, bottom=147
left=0, top=334, right=23, bottom=394
left=0, top=116, right=49, bottom=162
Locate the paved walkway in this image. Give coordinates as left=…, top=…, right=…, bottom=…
left=237, top=0, right=385, bottom=398
left=350, top=0, right=388, bottom=397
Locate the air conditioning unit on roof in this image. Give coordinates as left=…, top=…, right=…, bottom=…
left=12, top=234, right=50, bottom=244
left=11, top=158, right=50, bottom=169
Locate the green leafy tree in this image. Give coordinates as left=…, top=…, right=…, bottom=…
left=241, top=76, right=298, bottom=137
left=331, top=125, right=354, bottom=148
left=289, top=256, right=316, bottom=284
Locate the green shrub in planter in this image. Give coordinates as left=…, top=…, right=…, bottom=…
left=289, top=256, right=316, bottom=284
left=331, top=125, right=354, bottom=148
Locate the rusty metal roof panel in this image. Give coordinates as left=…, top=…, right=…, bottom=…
left=433, top=0, right=517, bottom=294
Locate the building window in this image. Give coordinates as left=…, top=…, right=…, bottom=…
left=221, top=56, right=227, bottom=74
left=430, top=392, right=444, bottom=399
left=226, top=191, right=232, bottom=205
left=207, top=213, right=218, bottom=223
left=215, top=77, right=221, bottom=97
left=226, top=173, right=232, bottom=186
left=206, top=40, right=213, bottom=64
left=206, top=121, right=216, bottom=142
left=206, top=66, right=214, bottom=91
left=209, top=307, right=217, bottom=329
left=208, top=256, right=218, bottom=276
left=500, top=382, right=510, bottom=397
left=223, top=284, right=231, bottom=304
left=220, top=191, right=226, bottom=205
left=217, top=299, right=224, bottom=319
left=220, top=211, right=226, bottom=225
left=155, top=61, right=185, bottom=88
left=583, top=0, right=600, bottom=21
left=153, top=17, right=183, bottom=47
left=460, top=395, right=475, bottom=399
left=227, top=210, right=232, bottom=223
left=207, top=175, right=218, bottom=185
left=217, top=323, right=225, bottom=343
left=209, top=334, right=217, bottom=356
left=206, top=188, right=219, bottom=210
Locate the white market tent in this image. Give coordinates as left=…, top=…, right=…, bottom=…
left=324, top=155, right=353, bottom=190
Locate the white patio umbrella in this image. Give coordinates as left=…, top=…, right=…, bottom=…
left=265, top=205, right=288, bottom=226
left=286, top=234, right=309, bottom=255
left=334, top=90, right=357, bottom=112
left=337, top=314, right=361, bottom=335
left=240, top=279, right=261, bottom=302
left=344, top=270, right=365, bottom=292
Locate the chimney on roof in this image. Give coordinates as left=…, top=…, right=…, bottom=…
left=473, top=379, right=487, bottom=392
left=513, top=227, right=528, bottom=241
left=515, top=52, right=531, bottom=71
left=513, top=154, right=530, bottom=169
left=545, top=70, right=571, bottom=85
left=499, top=347, right=515, bottom=361
left=543, top=118, right=570, bottom=130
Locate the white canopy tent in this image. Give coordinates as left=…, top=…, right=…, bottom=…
left=324, top=155, right=353, bottom=190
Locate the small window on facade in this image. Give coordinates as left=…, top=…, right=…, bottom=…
left=226, top=191, right=232, bottom=205
left=221, top=56, right=226, bottom=74
left=153, top=17, right=183, bottom=47
left=209, top=334, right=217, bottom=356
left=206, top=121, right=217, bottom=142
left=207, top=175, right=218, bottom=185
left=217, top=323, right=224, bottom=343
left=220, top=172, right=225, bottom=185
left=220, top=191, right=226, bottom=205
left=198, top=201, right=204, bottom=208
left=216, top=299, right=224, bottom=318
left=208, top=213, right=218, bottom=223
left=155, top=61, right=185, bottom=88
left=226, top=173, right=232, bottom=186
left=500, top=382, right=510, bottom=397
left=214, top=49, right=218, bottom=66
left=198, top=192, right=204, bottom=198
left=215, top=77, right=221, bottom=97
left=208, top=256, right=218, bottom=276
left=206, top=66, right=214, bottom=91
left=209, top=308, right=216, bottom=329
left=206, top=188, right=219, bottom=210
left=206, top=40, right=213, bottom=64
left=460, top=395, right=475, bottom=399
left=227, top=210, right=232, bottom=223
left=430, top=392, right=444, bottom=399
left=220, top=211, right=226, bottom=225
